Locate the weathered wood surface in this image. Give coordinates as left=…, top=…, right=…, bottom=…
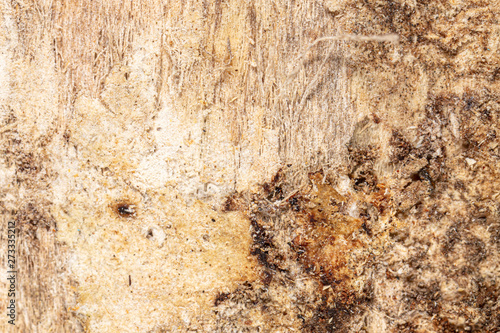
left=0, top=0, right=499, bottom=332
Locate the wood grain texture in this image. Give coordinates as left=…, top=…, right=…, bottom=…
left=0, top=0, right=499, bottom=331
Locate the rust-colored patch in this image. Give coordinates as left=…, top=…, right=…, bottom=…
left=293, top=172, right=364, bottom=287
left=213, top=170, right=373, bottom=332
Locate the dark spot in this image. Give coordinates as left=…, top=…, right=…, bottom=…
left=410, top=172, right=422, bottom=182
left=418, top=168, right=432, bottom=183
left=17, top=202, right=53, bottom=235
left=354, top=176, right=367, bottom=187
left=454, top=180, right=466, bottom=192
left=214, top=292, right=230, bottom=306
left=390, top=228, right=409, bottom=242
left=361, top=222, right=372, bottom=236
left=347, top=145, right=378, bottom=191
left=303, top=296, right=366, bottom=333
left=146, top=228, right=154, bottom=239
left=16, top=152, right=40, bottom=174
left=270, top=186, right=283, bottom=201
left=289, top=197, right=300, bottom=211
left=251, top=248, right=276, bottom=272
left=115, top=203, right=136, bottom=218
left=464, top=96, right=475, bottom=111
left=262, top=270, right=273, bottom=285
left=490, top=223, right=500, bottom=250
left=396, top=322, right=418, bottom=332
left=250, top=218, right=274, bottom=250
left=262, top=170, right=285, bottom=201
left=63, top=131, right=70, bottom=143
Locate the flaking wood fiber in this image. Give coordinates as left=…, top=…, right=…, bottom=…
left=0, top=0, right=499, bottom=332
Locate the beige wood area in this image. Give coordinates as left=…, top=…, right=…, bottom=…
left=0, top=0, right=499, bottom=332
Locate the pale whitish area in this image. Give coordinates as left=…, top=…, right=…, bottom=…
left=52, top=187, right=256, bottom=331
left=0, top=0, right=15, bottom=106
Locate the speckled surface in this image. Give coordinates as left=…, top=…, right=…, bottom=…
left=0, top=0, right=499, bottom=332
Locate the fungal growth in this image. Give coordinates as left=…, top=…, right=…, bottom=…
left=212, top=171, right=375, bottom=332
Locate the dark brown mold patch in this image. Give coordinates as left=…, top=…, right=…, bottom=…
left=348, top=144, right=379, bottom=192
left=214, top=291, right=230, bottom=306
left=303, top=293, right=368, bottom=333
left=213, top=171, right=373, bottom=331
left=111, top=201, right=138, bottom=218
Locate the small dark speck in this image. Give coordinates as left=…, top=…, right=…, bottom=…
left=211, top=218, right=216, bottom=222
left=129, top=275, right=131, bottom=286
left=117, top=204, right=136, bottom=217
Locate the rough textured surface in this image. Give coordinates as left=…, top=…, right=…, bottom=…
left=0, top=0, right=499, bottom=332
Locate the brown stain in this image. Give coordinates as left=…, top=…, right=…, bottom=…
left=292, top=172, right=364, bottom=287
left=214, top=291, right=230, bottom=306
left=214, top=170, right=373, bottom=332
left=110, top=200, right=138, bottom=218
left=209, top=0, right=500, bottom=330
left=302, top=291, right=370, bottom=333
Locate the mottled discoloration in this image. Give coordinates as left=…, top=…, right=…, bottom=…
left=335, top=0, right=500, bottom=330
left=211, top=171, right=375, bottom=331
left=1, top=0, right=499, bottom=331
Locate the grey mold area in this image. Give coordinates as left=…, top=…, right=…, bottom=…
left=0, top=0, right=500, bottom=332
